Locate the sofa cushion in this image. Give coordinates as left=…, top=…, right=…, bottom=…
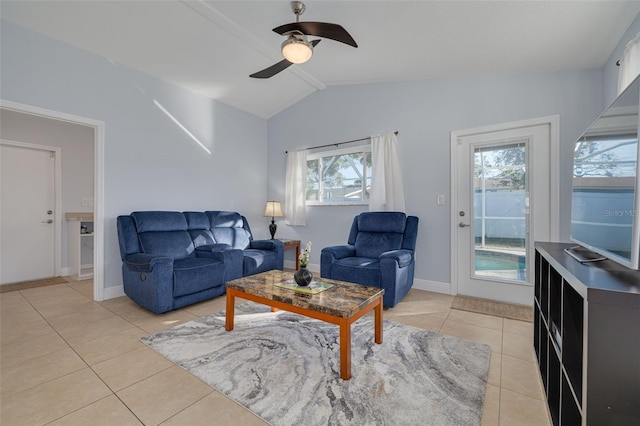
left=139, top=231, right=195, bottom=258
left=357, top=212, right=406, bottom=233
left=243, top=249, right=277, bottom=276
left=184, top=212, right=210, bottom=230
left=185, top=213, right=216, bottom=248
left=207, top=211, right=244, bottom=227
left=206, top=211, right=251, bottom=249
left=331, top=257, right=381, bottom=287
left=189, top=230, right=215, bottom=248
left=211, top=228, right=251, bottom=249
left=173, top=257, right=225, bottom=297
left=117, top=215, right=141, bottom=258
left=132, top=211, right=188, bottom=232
left=354, top=232, right=403, bottom=259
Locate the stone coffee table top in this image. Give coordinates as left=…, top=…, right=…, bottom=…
left=226, top=270, right=384, bottom=318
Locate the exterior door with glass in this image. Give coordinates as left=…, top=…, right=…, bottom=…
left=453, top=123, right=551, bottom=305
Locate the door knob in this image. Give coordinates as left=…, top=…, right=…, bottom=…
left=458, top=222, right=470, bottom=228
left=42, top=219, right=53, bottom=224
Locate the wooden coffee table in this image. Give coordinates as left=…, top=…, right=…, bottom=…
left=225, top=270, right=384, bottom=380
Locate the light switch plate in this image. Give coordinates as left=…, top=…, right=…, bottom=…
left=437, top=194, right=445, bottom=205
left=82, top=197, right=94, bottom=207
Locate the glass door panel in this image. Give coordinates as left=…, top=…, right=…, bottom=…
left=473, top=142, right=527, bottom=282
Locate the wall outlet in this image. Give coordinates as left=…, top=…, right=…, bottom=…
left=82, top=197, right=94, bottom=207
left=437, top=194, right=445, bottom=205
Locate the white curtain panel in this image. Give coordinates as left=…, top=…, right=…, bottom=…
left=285, top=149, right=307, bottom=226
left=369, top=132, right=406, bottom=212
left=618, top=32, right=640, bottom=95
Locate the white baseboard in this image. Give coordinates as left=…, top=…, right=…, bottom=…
left=284, top=263, right=452, bottom=296
left=412, top=278, right=452, bottom=295
left=102, top=285, right=125, bottom=300
left=60, top=267, right=70, bottom=277
left=98, top=275, right=451, bottom=302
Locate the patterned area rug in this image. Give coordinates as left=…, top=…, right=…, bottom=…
left=0, top=276, right=68, bottom=293
left=452, top=295, right=533, bottom=322
left=142, top=302, right=491, bottom=426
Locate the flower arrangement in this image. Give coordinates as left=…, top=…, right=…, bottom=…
left=299, top=241, right=312, bottom=267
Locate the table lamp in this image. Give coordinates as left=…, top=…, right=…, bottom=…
left=263, top=201, right=283, bottom=239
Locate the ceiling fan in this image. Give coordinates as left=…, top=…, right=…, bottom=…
left=250, top=1, right=358, bottom=79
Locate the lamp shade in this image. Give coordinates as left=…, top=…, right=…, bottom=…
left=263, top=201, right=283, bottom=218
left=281, top=36, right=313, bottom=64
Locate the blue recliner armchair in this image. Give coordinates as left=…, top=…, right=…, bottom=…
left=320, top=212, right=419, bottom=308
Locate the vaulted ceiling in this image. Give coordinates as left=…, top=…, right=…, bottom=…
left=2, top=1, right=639, bottom=118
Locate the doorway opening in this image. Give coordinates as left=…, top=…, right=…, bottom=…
left=1, top=141, right=60, bottom=283
left=0, top=100, right=105, bottom=301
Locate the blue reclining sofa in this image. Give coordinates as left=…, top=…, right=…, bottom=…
left=117, top=210, right=283, bottom=314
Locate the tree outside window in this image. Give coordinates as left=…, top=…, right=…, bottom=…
left=306, top=147, right=372, bottom=204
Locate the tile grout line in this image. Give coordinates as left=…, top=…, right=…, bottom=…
left=4, top=286, right=544, bottom=425
left=15, top=282, right=154, bottom=424
left=65, top=281, right=220, bottom=424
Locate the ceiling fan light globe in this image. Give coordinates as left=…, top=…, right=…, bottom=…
left=281, top=37, right=313, bottom=64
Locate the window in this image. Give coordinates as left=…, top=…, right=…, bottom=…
left=306, top=145, right=372, bottom=205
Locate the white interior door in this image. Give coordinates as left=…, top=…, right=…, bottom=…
left=453, top=123, right=551, bottom=305
left=1, top=142, right=57, bottom=284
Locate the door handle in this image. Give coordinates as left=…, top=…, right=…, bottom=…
left=458, top=222, right=470, bottom=228
left=42, top=219, right=53, bottom=224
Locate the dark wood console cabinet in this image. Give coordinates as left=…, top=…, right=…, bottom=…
left=534, top=242, right=640, bottom=426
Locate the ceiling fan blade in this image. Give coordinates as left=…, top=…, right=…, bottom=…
left=250, top=59, right=293, bottom=79
left=250, top=40, right=320, bottom=79
left=273, top=22, right=357, bottom=48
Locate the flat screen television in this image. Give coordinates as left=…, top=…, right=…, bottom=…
left=569, top=74, right=640, bottom=269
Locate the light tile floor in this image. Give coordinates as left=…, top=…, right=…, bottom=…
left=0, top=279, right=551, bottom=425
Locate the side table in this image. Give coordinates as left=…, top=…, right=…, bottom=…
left=278, top=239, right=301, bottom=270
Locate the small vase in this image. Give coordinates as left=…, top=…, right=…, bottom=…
left=294, top=266, right=313, bottom=287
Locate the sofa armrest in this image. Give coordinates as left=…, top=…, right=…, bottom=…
left=124, top=253, right=173, bottom=273
left=322, top=245, right=356, bottom=260
left=320, top=245, right=356, bottom=278
left=380, top=249, right=413, bottom=268
left=249, top=239, right=283, bottom=251
left=249, top=239, right=284, bottom=271
left=121, top=253, right=174, bottom=314
left=196, top=245, right=244, bottom=281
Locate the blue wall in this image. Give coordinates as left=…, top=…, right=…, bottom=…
left=267, top=71, right=604, bottom=287
left=603, top=14, right=640, bottom=106
left=267, top=15, right=640, bottom=289
left=1, top=20, right=268, bottom=292
left=3, top=11, right=639, bottom=295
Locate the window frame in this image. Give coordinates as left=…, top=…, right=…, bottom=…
left=306, top=144, right=372, bottom=206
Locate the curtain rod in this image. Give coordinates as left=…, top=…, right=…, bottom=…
left=285, top=131, right=398, bottom=154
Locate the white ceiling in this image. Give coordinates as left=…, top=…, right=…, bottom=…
left=2, top=1, right=640, bottom=118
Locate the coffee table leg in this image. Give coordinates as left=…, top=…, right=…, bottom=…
left=339, top=319, right=351, bottom=380
left=374, top=298, right=383, bottom=344
left=225, top=289, right=235, bottom=331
